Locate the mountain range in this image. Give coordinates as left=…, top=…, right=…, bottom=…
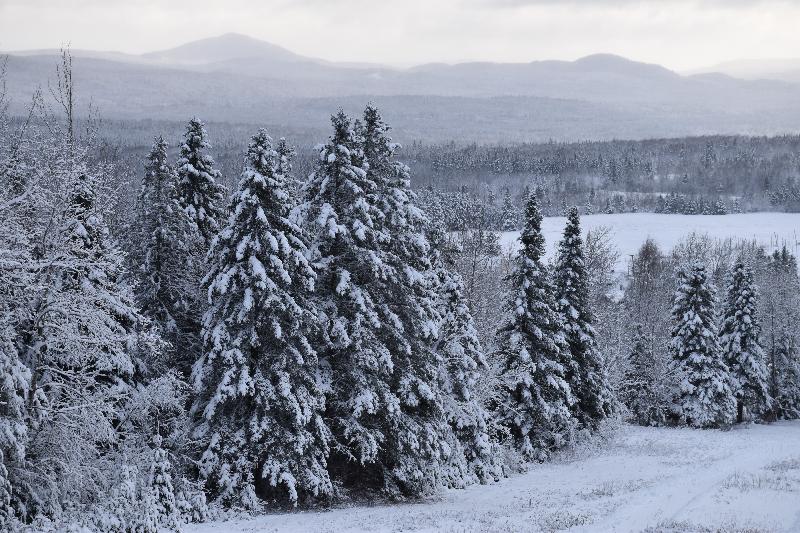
left=3, top=33, right=799, bottom=143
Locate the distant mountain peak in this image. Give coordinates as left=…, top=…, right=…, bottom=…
left=142, top=33, right=312, bottom=65
left=573, top=53, right=676, bottom=77
left=575, top=53, right=633, bottom=65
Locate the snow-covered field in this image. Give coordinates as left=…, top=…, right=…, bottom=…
left=499, top=212, right=800, bottom=275
left=187, top=422, right=800, bottom=533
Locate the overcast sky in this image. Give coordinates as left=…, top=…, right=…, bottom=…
left=1, top=0, right=798, bottom=71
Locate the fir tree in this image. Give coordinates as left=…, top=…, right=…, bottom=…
left=670, top=262, right=736, bottom=428
left=719, top=261, right=770, bottom=422
left=302, top=109, right=451, bottom=496
left=148, top=435, right=180, bottom=531
left=133, top=136, right=201, bottom=376
left=434, top=267, right=495, bottom=485
left=0, top=163, right=32, bottom=524
left=773, top=337, right=800, bottom=419
left=275, top=137, right=300, bottom=198
left=554, top=207, right=614, bottom=429
left=176, top=117, right=226, bottom=248
left=302, top=111, right=392, bottom=492
left=499, top=188, right=518, bottom=231
left=0, top=329, right=28, bottom=527
left=495, top=194, right=575, bottom=460
left=194, top=129, right=331, bottom=507
left=360, top=105, right=453, bottom=494
left=621, top=325, right=667, bottom=426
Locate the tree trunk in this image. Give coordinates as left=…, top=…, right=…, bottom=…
left=736, top=400, right=744, bottom=424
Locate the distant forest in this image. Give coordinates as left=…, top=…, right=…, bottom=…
left=86, top=118, right=800, bottom=231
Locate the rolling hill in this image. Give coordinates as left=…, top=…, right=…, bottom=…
left=3, top=34, right=799, bottom=143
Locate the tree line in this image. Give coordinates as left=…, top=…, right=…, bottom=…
left=620, top=239, right=800, bottom=427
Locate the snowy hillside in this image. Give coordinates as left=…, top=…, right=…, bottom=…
left=500, top=212, right=800, bottom=275
left=186, top=421, right=800, bottom=533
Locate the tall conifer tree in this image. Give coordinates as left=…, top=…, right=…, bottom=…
left=133, top=136, right=201, bottom=375
left=670, top=263, right=736, bottom=427
left=359, top=105, right=453, bottom=493
left=621, top=325, right=668, bottom=426
left=194, top=129, right=330, bottom=507
left=176, top=118, right=226, bottom=248
left=553, top=207, right=614, bottom=429
left=495, top=194, right=575, bottom=460
left=719, top=261, right=770, bottom=422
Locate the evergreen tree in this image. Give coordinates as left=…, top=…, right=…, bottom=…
left=302, top=111, right=392, bottom=492
left=0, top=329, right=28, bottom=527
left=361, top=105, right=454, bottom=494
left=554, top=207, right=614, bottom=429
left=148, top=435, right=179, bottom=531
left=499, top=188, right=518, bottom=231
left=194, top=129, right=331, bottom=507
left=719, top=261, right=770, bottom=422
left=0, top=154, right=33, bottom=524
left=275, top=137, right=300, bottom=198
left=495, top=194, right=575, bottom=460
left=133, top=137, right=201, bottom=376
left=176, top=118, right=226, bottom=248
left=302, top=109, right=452, bottom=497
left=670, top=263, right=736, bottom=427
left=773, top=337, right=800, bottom=419
left=434, top=267, right=495, bottom=485
left=621, top=325, right=667, bottom=426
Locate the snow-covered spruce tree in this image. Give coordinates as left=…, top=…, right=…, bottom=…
left=670, top=263, right=736, bottom=428
left=719, top=261, right=770, bottom=422
left=176, top=117, right=226, bottom=248
left=301, top=111, right=391, bottom=492
left=0, top=146, right=34, bottom=525
left=620, top=325, right=667, bottom=426
left=193, top=129, right=331, bottom=508
left=495, top=193, right=575, bottom=460
left=148, top=435, right=180, bottom=531
left=773, top=337, right=800, bottom=419
left=359, top=104, right=457, bottom=493
left=301, top=110, right=443, bottom=497
left=433, top=267, right=497, bottom=485
left=499, top=188, right=518, bottom=231
left=132, top=136, right=202, bottom=376
left=553, top=207, right=614, bottom=430
left=276, top=137, right=301, bottom=199
left=0, top=329, right=29, bottom=528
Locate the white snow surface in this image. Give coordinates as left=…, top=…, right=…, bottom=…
left=186, top=421, right=800, bottom=532
left=499, top=212, right=800, bottom=275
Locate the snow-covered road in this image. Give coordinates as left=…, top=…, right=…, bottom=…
left=186, top=422, right=800, bottom=532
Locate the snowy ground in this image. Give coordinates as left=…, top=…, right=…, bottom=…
left=499, top=212, right=800, bottom=276
left=186, top=422, right=800, bottom=533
